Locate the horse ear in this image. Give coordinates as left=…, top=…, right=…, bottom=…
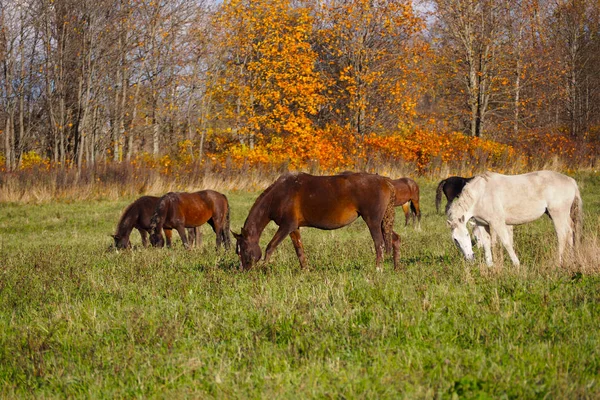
left=231, top=230, right=241, bottom=240
left=458, top=215, right=465, bottom=224
left=446, top=219, right=452, bottom=227
left=110, top=234, right=117, bottom=239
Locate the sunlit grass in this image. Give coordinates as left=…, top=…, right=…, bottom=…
left=0, top=174, right=598, bottom=397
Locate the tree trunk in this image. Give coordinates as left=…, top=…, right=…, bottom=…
left=127, top=82, right=141, bottom=161
left=113, top=68, right=121, bottom=162
left=4, top=116, right=12, bottom=171
left=153, top=119, right=160, bottom=156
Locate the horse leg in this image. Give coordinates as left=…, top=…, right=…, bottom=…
left=175, top=225, right=190, bottom=249
left=492, top=223, right=520, bottom=267
left=548, top=210, right=573, bottom=265
left=364, top=217, right=386, bottom=272
left=195, top=227, right=203, bottom=248
left=402, top=203, right=410, bottom=226
left=478, top=225, right=494, bottom=266
left=187, top=227, right=201, bottom=248
left=185, top=228, right=194, bottom=247
left=208, top=218, right=225, bottom=250
left=164, top=229, right=173, bottom=248
left=289, top=230, right=309, bottom=270
left=140, top=229, right=149, bottom=247
left=264, top=225, right=295, bottom=264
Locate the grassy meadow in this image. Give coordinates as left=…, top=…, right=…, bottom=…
left=0, top=172, right=599, bottom=398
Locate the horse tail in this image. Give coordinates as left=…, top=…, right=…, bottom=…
left=381, top=180, right=396, bottom=253
left=221, top=196, right=232, bottom=250
left=570, top=188, right=583, bottom=251
left=435, top=179, right=445, bottom=214
left=410, top=201, right=418, bottom=220
left=411, top=182, right=421, bottom=220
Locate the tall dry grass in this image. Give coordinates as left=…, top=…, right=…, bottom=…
left=1, top=154, right=597, bottom=203
left=0, top=162, right=280, bottom=203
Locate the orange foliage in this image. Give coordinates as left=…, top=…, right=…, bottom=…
left=207, top=127, right=516, bottom=174
left=508, top=130, right=599, bottom=166
left=210, top=0, right=323, bottom=144
left=5, top=129, right=597, bottom=177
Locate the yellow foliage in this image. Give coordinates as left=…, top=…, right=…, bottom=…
left=20, top=151, right=49, bottom=170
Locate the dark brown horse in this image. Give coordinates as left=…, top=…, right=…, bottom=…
left=435, top=176, right=474, bottom=214
left=391, top=177, right=421, bottom=228
left=232, top=172, right=400, bottom=271
left=150, top=190, right=231, bottom=250
left=112, top=196, right=199, bottom=249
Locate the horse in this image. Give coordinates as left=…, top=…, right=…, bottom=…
left=150, top=190, right=231, bottom=250
left=447, top=171, right=582, bottom=267
left=232, top=172, right=400, bottom=271
left=112, top=196, right=199, bottom=249
left=339, top=171, right=421, bottom=228
left=391, top=177, right=421, bottom=228
left=435, top=176, right=474, bottom=214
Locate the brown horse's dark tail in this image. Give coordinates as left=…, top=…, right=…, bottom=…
left=381, top=181, right=396, bottom=253
left=570, top=188, right=583, bottom=252
left=435, top=179, right=446, bottom=214
left=221, top=197, right=232, bottom=250
left=410, top=201, right=420, bottom=223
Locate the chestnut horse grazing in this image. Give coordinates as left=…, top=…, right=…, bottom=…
left=391, top=177, right=421, bottom=228
left=112, top=196, right=200, bottom=249
left=232, top=172, right=400, bottom=271
left=435, top=176, right=474, bottom=214
left=150, top=190, right=231, bottom=250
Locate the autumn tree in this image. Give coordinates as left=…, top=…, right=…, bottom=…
left=313, top=0, right=425, bottom=137
left=209, top=0, right=324, bottom=161
left=429, top=0, right=511, bottom=137
left=548, top=0, right=600, bottom=138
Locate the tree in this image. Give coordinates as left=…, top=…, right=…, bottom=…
left=550, top=0, right=600, bottom=138
left=314, top=0, right=425, bottom=136
left=209, top=0, right=324, bottom=158
left=430, top=0, right=510, bottom=137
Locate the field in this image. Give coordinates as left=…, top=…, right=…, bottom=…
left=1, top=173, right=599, bottom=398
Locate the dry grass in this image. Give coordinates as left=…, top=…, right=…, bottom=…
left=0, top=163, right=280, bottom=203
left=1, top=156, right=598, bottom=204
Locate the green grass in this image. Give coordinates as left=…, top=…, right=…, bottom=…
left=1, top=173, right=599, bottom=398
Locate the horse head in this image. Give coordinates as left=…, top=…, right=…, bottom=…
left=150, top=231, right=164, bottom=247
left=232, top=228, right=262, bottom=270
left=447, top=216, right=474, bottom=262
left=111, top=234, right=130, bottom=249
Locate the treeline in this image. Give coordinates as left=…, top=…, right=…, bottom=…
left=1, top=0, right=599, bottom=171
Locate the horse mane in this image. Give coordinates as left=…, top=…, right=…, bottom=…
left=243, top=173, right=297, bottom=233
left=150, top=192, right=177, bottom=230
left=447, top=174, right=487, bottom=222
left=115, top=200, right=139, bottom=236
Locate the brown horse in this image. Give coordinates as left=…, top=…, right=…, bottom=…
left=150, top=190, right=231, bottom=250
left=112, top=196, right=199, bottom=249
left=232, top=172, right=400, bottom=271
left=391, top=177, right=421, bottom=228
left=435, top=176, right=474, bottom=214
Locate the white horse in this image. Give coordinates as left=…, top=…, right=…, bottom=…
left=448, top=171, right=582, bottom=266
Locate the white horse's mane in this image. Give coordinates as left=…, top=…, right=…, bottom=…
left=447, top=173, right=490, bottom=222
